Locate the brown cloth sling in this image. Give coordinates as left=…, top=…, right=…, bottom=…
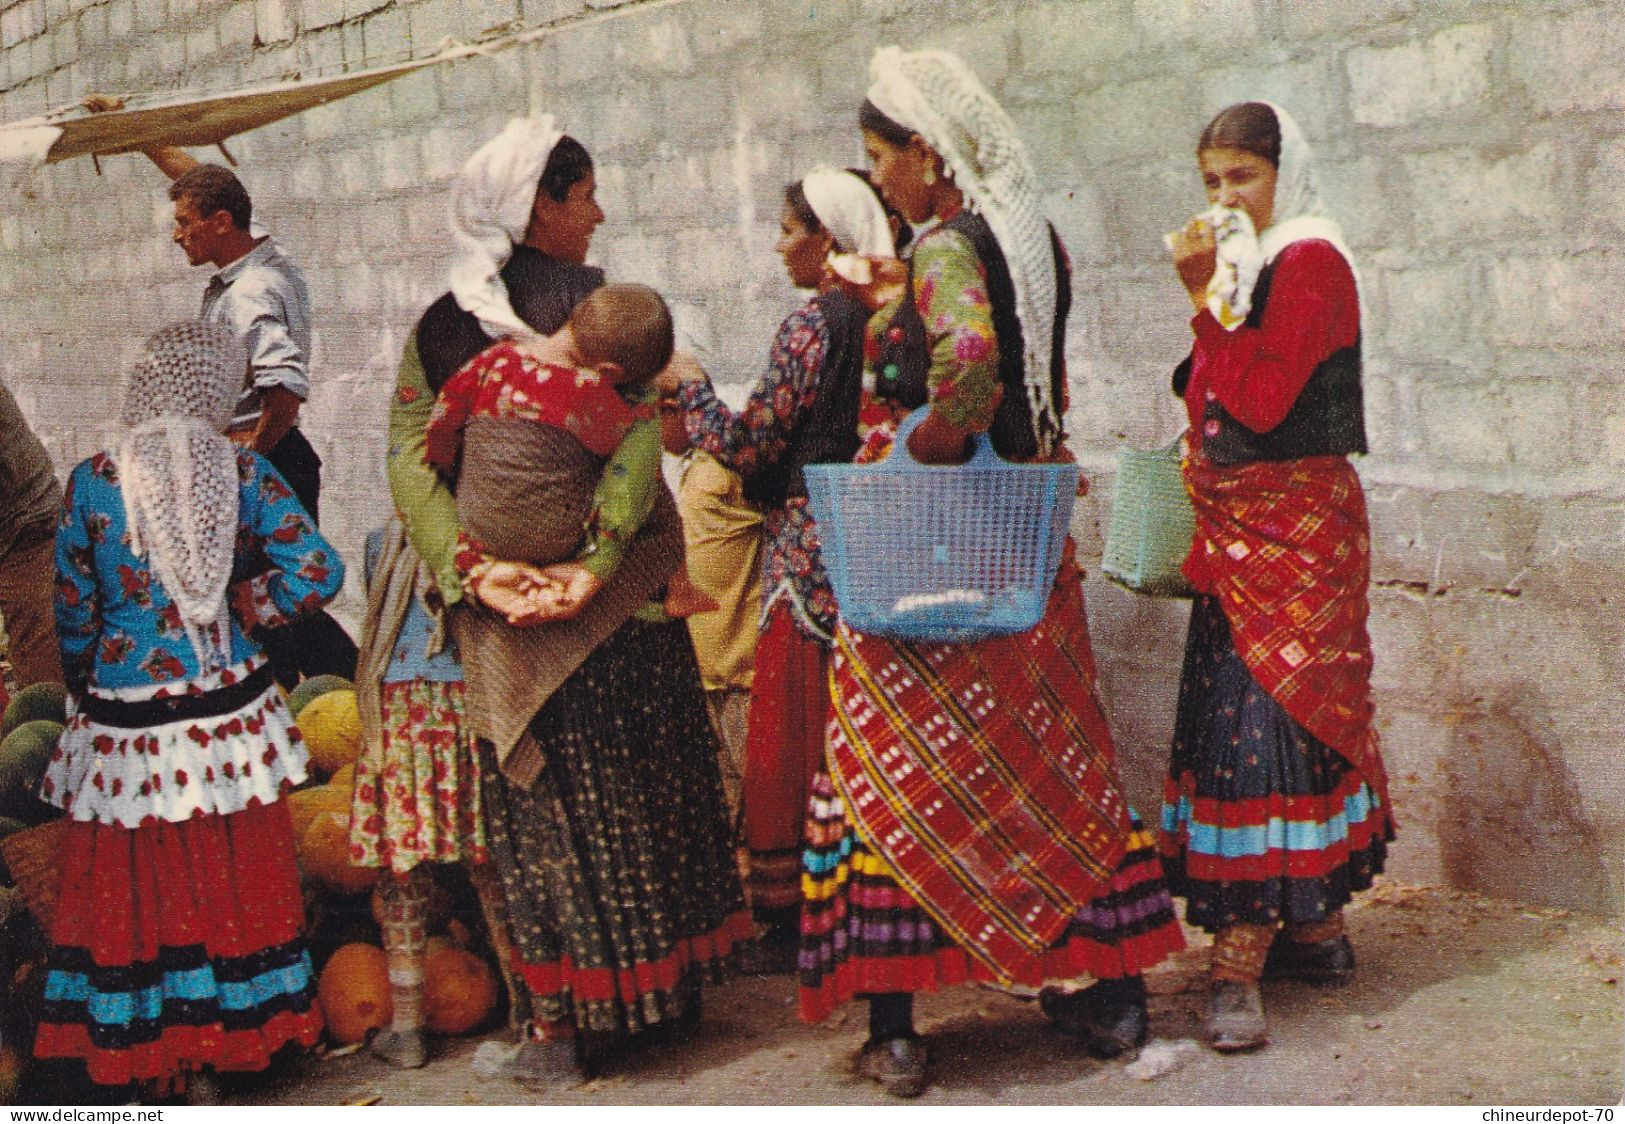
left=451, top=416, right=683, bottom=789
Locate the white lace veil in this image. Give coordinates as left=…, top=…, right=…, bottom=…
left=117, top=321, right=245, bottom=674
left=867, top=47, right=1063, bottom=455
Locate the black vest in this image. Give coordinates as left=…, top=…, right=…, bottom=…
left=873, top=211, right=1070, bottom=461
left=741, top=289, right=869, bottom=510
left=1173, top=256, right=1367, bottom=466
left=416, top=248, right=605, bottom=394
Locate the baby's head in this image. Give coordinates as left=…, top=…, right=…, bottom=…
left=565, top=283, right=675, bottom=388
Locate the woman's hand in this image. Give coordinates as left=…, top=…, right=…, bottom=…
left=512, top=562, right=605, bottom=625
left=654, top=351, right=707, bottom=398
left=828, top=256, right=908, bottom=311
left=471, top=560, right=558, bottom=625
left=904, top=387, right=1002, bottom=465
left=1169, top=217, right=1218, bottom=306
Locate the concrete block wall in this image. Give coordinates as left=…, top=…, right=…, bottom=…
left=0, top=0, right=1619, bottom=913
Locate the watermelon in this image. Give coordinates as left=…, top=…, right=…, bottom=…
left=0, top=683, right=66, bottom=738
left=287, top=674, right=353, bottom=718
left=0, top=720, right=64, bottom=824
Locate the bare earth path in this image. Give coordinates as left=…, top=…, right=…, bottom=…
left=242, top=880, right=1623, bottom=1106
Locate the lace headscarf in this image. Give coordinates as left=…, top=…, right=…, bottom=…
left=800, top=166, right=896, bottom=259
left=1200, top=102, right=1362, bottom=330
left=448, top=116, right=566, bottom=342
left=866, top=46, right=1062, bottom=455
left=117, top=321, right=245, bottom=674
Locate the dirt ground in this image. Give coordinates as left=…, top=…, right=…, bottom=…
left=224, top=879, right=1623, bottom=1107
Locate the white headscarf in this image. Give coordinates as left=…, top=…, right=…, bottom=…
left=448, top=116, right=566, bottom=342
left=800, top=166, right=896, bottom=259
left=117, top=321, right=245, bottom=674
left=1201, top=102, right=1361, bottom=330
left=866, top=46, right=1063, bottom=455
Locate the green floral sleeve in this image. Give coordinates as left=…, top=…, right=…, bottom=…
left=578, top=383, right=662, bottom=583
left=913, top=227, right=1000, bottom=431
left=386, top=330, right=466, bottom=605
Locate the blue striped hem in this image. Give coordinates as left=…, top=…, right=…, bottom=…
left=44, top=952, right=315, bottom=1028
left=1161, top=786, right=1381, bottom=860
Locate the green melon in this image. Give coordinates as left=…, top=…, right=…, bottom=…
left=287, top=674, right=354, bottom=718
left=0, top=682, right=67, bottom=738
left=0, top=719, right=64, bottom=824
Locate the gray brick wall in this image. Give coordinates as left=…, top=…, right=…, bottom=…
left=0, top=0, right=1619, bottom=912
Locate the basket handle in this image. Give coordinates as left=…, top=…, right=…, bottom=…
left=893, top=406, right=1002, bottom=467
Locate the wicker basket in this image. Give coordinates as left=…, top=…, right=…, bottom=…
left=0, top=818, right=65, bottom=932
left=804, top=408, right=1078, bottom=644
left=1101, top=438, right=1197, bottom=598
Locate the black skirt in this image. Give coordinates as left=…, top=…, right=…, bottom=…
left=479, top=617, right=750, bottom=1035
left=1158, top=595, right=1393, bottom=931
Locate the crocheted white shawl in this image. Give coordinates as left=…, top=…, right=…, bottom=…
left=867, top=46, right=1063, bottom=456
left=117, top=321, right=245, bottom=673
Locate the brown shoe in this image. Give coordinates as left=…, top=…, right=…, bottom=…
left=1205, top=980, right=1268, bottom=1052
left=855, top=1035, right=929, bottom=1098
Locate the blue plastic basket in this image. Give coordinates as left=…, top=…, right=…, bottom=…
left=803, top=408, right=1079, bottom=644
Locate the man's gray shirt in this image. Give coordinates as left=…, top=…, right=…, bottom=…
left=198, top=231, right=311, bottom=429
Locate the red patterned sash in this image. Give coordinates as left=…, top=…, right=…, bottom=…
left=826, top=552, right=1132, bottom=983
left=1182, top=454, right=1390, bottom=808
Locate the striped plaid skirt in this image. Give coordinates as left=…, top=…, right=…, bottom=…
left=797, top=565, right=1183, bottom=1021
left=1158, top=595, right=1393, bottom=931
left=799, top=773, right=1182, bottom=1022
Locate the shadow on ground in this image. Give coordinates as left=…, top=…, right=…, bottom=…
left=40, top=878, right=1619, bottom=1107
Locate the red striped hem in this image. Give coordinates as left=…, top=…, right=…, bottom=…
left=1161, top=812, right=1389, bottom=882
left=798, top=917, right=1185, bottom=1024
left=35, top=1007, right=322, bottom=1087
left=1161, top=779, right=1377, bottom=827
left=514, top=911, right=754, bottom=1005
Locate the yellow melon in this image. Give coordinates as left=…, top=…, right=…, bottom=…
left=297, top=689, right=362, bottom=776
left=317, top=942, right=392, bottom=1044
left=287, top=783, right=348, bottom=839
left=299, top=809, right=379, bottom=896
left=326, top=764, right=357, bottom=801
left=423, top=944, right=497, bottom=1035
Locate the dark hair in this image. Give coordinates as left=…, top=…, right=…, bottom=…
left=570, top=283, right=674, bottom=386
left=858, top=99, right=916, bottom=149
left=844, top=166, right=913, bottom=254
left=168, top=164, right=252, bottom=230
left=537, top=135, right=594, bottom=203
left=783, top=181, right=822, bottom=235
left=1197, top=102, right=1281, bottom=167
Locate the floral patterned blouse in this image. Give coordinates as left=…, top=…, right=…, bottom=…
left=426, top=344, right=646, bottom=470
left=867, top=219, right=1001, bottom=434
left=678, top=297, right=839, bottom=641
left=55, top=448, right=345, bottom=693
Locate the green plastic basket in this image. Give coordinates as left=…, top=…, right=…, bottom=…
left=1101, top=438, right=1196, bottom=598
